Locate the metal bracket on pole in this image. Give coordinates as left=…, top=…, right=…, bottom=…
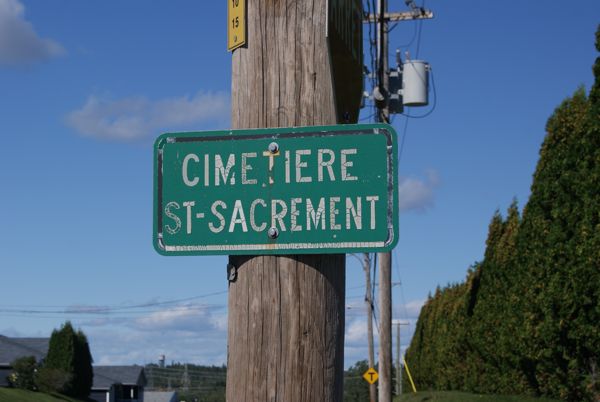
left=363, top=10, right=434, bottom=23
left=227, top=263, right=238, bottom=283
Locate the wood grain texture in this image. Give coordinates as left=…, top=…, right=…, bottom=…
left=227, top=255, right=345, bottom=402
left=227, top=0, right=345, bottom=401
left=378, top=251, right=392, bottom=402
left=231, top=0, right=337, bottom=129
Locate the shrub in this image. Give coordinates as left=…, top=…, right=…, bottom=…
left=35, top=367, right=72, bottom=394
left=9, top=356, right=37, bottom=390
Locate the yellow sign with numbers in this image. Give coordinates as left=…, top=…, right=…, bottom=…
left=227, top=0, right=246, bottom=51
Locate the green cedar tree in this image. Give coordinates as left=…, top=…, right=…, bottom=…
left=404, top=25, right=600, bottom=402
left=42, top=321, right=93, bottom=398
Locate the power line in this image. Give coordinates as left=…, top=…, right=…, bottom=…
left=148, top=372, right=226, bottom=378
left=0, top=304, right=223, bottom=315
left=399, top=113, right=410, bottom=163
left=415, top=18, right=424, bottom=59
left=392, top=248, right=411, bottom=332
left=360, top=111, right=377, bottom=121
left=389, top=17, right=418, bottom=46
left=0, top=290, right=228, bottom=313
left=1, top=285, right=367, bottom=318
left=147, top=368, right=226, bottom=374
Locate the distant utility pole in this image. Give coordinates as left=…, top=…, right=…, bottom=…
left=226, top=1, right=362, bottom=401
left=182, top=364, right=190, bottom=392
left=396, top=322, right=400, bottom=396
left=363, top=253, right=376, bottom=402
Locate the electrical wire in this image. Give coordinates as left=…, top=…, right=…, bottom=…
left=372, top=253, right=377, bottom=305
left=92, top=290, right=228, bottom=311
left=368, top=0, right=378, bottom=123
left=360, top=112, right=377, bottom=122
left=348, top=283, right=369, bottom=291
left=145, top=369, right=226, bottom=377
left=0, top=304, right=223, bottom=316
left=372, top=298, right=380, bottom=336
left=0, top=290, right=229, bottom=322
left=366, top=0, right=376, bottom=86
left=147, top=373, right=226, bottom=379
left=371, top=252, right=379, bottom=335
left=392, top=248, right=411, bottom=330
left=360, top=0, right=433, bottom=354
left=387, top=21, right=400, bottom=34
left=2, top=282, right=369, bottom=318
left=390, top=18, right=418, bottom=48
left=0, top=290, right=228, bottom=312
left=415, top=20, right=424, bottom=59
left=415, top=0, right=426, bottom=59
left=398, top=114, right=410, bottom=163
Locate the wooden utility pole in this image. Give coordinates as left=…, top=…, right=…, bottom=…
left=376, top=0, right=392, bottom=400
left=364, top=2, right=432, bottom=400
left=226, top=1, right=361, bottom=401
left=396, top=322, right=400, bottom=397
left=394, top=321, right=409, bottom=397
left=378, top=252, right=392, bottom=402
left=363, top=253, right=376, bottom=402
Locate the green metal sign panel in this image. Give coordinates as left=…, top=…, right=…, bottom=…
left=153, top=124, right=398, bottom=255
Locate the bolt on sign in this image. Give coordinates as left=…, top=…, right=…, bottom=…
left=363, top=367, right=379, bottom=384
left=153, top=124, right=398, bottom=256
left=227, top=0, right=246, bottom=51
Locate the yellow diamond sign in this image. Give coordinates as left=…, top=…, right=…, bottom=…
left=363, top=367, right=379, bottom=384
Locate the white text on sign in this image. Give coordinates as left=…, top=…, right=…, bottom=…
left=163, top=147, right=382, bottom=236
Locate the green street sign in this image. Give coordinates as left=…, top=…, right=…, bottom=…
left=153, top=123, right=398, bottom=256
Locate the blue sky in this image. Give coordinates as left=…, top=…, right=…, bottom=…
left=1, top=0, right=598, bottom=368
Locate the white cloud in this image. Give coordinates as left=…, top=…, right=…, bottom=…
left=65, top=304, right=111, bottom=314
left=0, top=0, right=65, bottom=66
left=66, top=91, right=230, bottom=141
left=398, top=170, right=440, bottom=212
left=402, top=299, right=425, bottom=319
left=87, top=326, right=227, bottom=366
left=6, top=297, right=422, bottom=368
left=345, top=318, right=368, bottom=343
left=75, top=304, right=229, bottom=366
left=134, top=305, right=222, bottom=333
left=88, top=327, right=227, bottom=365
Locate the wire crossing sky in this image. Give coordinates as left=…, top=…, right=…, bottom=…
left=0, top=0, right=598, bottom=367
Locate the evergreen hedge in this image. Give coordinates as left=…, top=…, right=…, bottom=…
left=404, top=25, right=600, bottom=402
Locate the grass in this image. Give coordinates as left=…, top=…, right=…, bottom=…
left=0, top=388, right=87, bottom=402
left=0, top=388, right=563, bottom=402
left=394, top=391, right=561, bottom=402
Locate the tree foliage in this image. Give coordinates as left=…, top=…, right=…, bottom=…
left=41, top=321, right=93, bottom=398
left=35, top=367, right=72, bottom=394
left=404, top=25, right=600, bottom=402
left=145, top=363, right=226, bottom=402
left=9, top=356, right=37, bottom=391
left=344, top=360, right=371, bottom=402
left=145, top=360, right=391, bottom=402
